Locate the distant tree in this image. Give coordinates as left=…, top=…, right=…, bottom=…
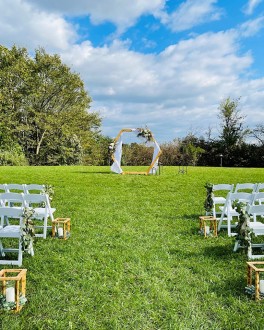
left=218, top=97, right=249, bottom=165
left=251, top=124, right=264, bottom=146
left=179, top=134, right=205, bottom=166
left=0, top=45, right=101, bottom=165
left=159, top=141, right=181, bottom=165
left=122, top=143, right=153, bottom=166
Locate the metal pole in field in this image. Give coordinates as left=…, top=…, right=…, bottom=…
left=220, top=154, right=223, bottom=167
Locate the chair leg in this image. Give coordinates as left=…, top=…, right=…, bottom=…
left=227, top=216, right=231, bottom=237
left=213, top=205, right=216, bottom=218
left=0, top=240, right=5, bottom=256
left=18, top=241, right=23, bottom=267
left=218, top=208, right=226, bottom=231
left=43, top=217, right=47, bottom=239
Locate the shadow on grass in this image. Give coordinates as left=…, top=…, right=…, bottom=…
left=210, top=275, right=248, bottom=299
left=72, top=171, right=112, bottom=174
left=168, top=248, right=201, bottom=259
left=182, top=214, right=200, bottom=221
left=202, top=244, right=236, bottom=259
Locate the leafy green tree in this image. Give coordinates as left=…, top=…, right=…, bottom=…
left=122, top=143, right=153, bottom=166
left=218, top=97, right=249, bottom=164
left=179, top=134, right=205, bottom=166
left=0, top=45, right=101, bottom=165
left=159, top=141, right=181, bottom=165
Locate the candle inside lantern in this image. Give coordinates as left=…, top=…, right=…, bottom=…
left=260, top=280, right=264, bottom=293
left=205, top=225, right=210, bottom=235
left=6, top=286, right=15, bottom=303
left=58, top=227, right=64, bottom=237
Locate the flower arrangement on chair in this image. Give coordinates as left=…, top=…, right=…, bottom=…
left=43, top=184, right=54, bottom=203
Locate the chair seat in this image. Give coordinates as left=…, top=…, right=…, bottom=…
left=33, top=207, right=56, bottom=218
left=219, top=206, right=239, bottom=217
left=249, top=222, right=264, bottom=234
left=213, top=197, right=226, bottom=204
left=0, top=225, right=20, bottom=238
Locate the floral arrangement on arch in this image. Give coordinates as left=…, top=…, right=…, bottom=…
left=137, top=127, right=154, bottom=142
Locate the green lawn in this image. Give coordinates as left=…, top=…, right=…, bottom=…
left=0, top=166, right=264, bottom=330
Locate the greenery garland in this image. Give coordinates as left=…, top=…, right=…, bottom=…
left=232, top=200, right=252, bottom=252
left=21, top=208, right=35, bottom=254
left=204, top=182, right=214, bottom=215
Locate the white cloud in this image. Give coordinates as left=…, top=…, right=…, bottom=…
left=161, top=0, right=223, bottom=32
left=1, top=0, right=264, bottom=141
left=60, top=30, right=263, bottom=141
left=25, top=0, right=166, bottom=33
left=239, top=16, right=264, bottom=37
left=243, top=0, right=263, bottom=15
left=0, top=0, right=76, bottom=51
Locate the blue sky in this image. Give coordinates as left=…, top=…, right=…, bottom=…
left=1, top=0, right=264, bottom=142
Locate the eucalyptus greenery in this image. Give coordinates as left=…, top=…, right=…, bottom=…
left=0, top=294, right=27, bottom=311
left=245, top=285, right=264, bottom=299
left=204, top=182, right=214, bottom=215
left=21, top=207, right=35, bottom=254
left=233, top=200, right=252, bottom=252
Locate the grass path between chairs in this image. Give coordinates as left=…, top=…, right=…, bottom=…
left=0, top=166, right=264, bottom=329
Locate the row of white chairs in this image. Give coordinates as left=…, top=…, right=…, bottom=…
left=212, top=183, right=264, bottom=218
left=217, top=191, right=264, bottom=237
left=210, top=183, right=264, bottom=260
left=0, top=192, right=56, bottom=237
left=0, top=192, right=56, bottom=266
left=0, top=183, right=45, bottom=194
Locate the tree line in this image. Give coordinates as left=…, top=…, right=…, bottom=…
left=1, top=45, right=263, bottom=167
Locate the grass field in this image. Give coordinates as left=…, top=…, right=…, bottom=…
left=0, top=165, right=264, bottom=330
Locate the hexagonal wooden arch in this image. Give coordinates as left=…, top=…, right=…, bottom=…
left=110, top=128, right=162, bottom=175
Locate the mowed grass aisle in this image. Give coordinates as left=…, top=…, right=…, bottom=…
left=0, top=166, right=264, bottom=329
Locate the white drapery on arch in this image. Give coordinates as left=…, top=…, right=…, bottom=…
left=110, top=128, right=162, bottom=175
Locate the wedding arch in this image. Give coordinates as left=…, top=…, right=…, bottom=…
left=109, top=128, right=162, bottom=175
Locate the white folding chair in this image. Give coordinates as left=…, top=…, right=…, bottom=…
left=0, top=207, right=25, bottom=266
left=5, top=184, right=25, bottom=193
left=0, top=184, right=7, bottom=193
left=218, top=192, right=254, bottom=236
left=24, top=184, right=45, bottom=194
left=212, top=184, right=234, bottom=218
left=0, top=193, right=25, bottom=225
left=256, top=183, right=264, bottom=193
left=23, top=194, right=56, bottom=239
left=245, top=204, right=264, bottom=259
left=252, top=192, right=264, bottom=205
left=234, top=183, right=258, bottom=193
left=0, top=192, right=25, bottom=207
left=247, top=204, right=264, bottom=226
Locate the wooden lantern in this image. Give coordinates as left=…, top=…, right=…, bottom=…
left=0, top=269, right=27, bottom=312
left=246, top=261, right=264, bottom=300
left=52, top=218, right=71, bottom=240
left=199, top=215, right=218, bottom=237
